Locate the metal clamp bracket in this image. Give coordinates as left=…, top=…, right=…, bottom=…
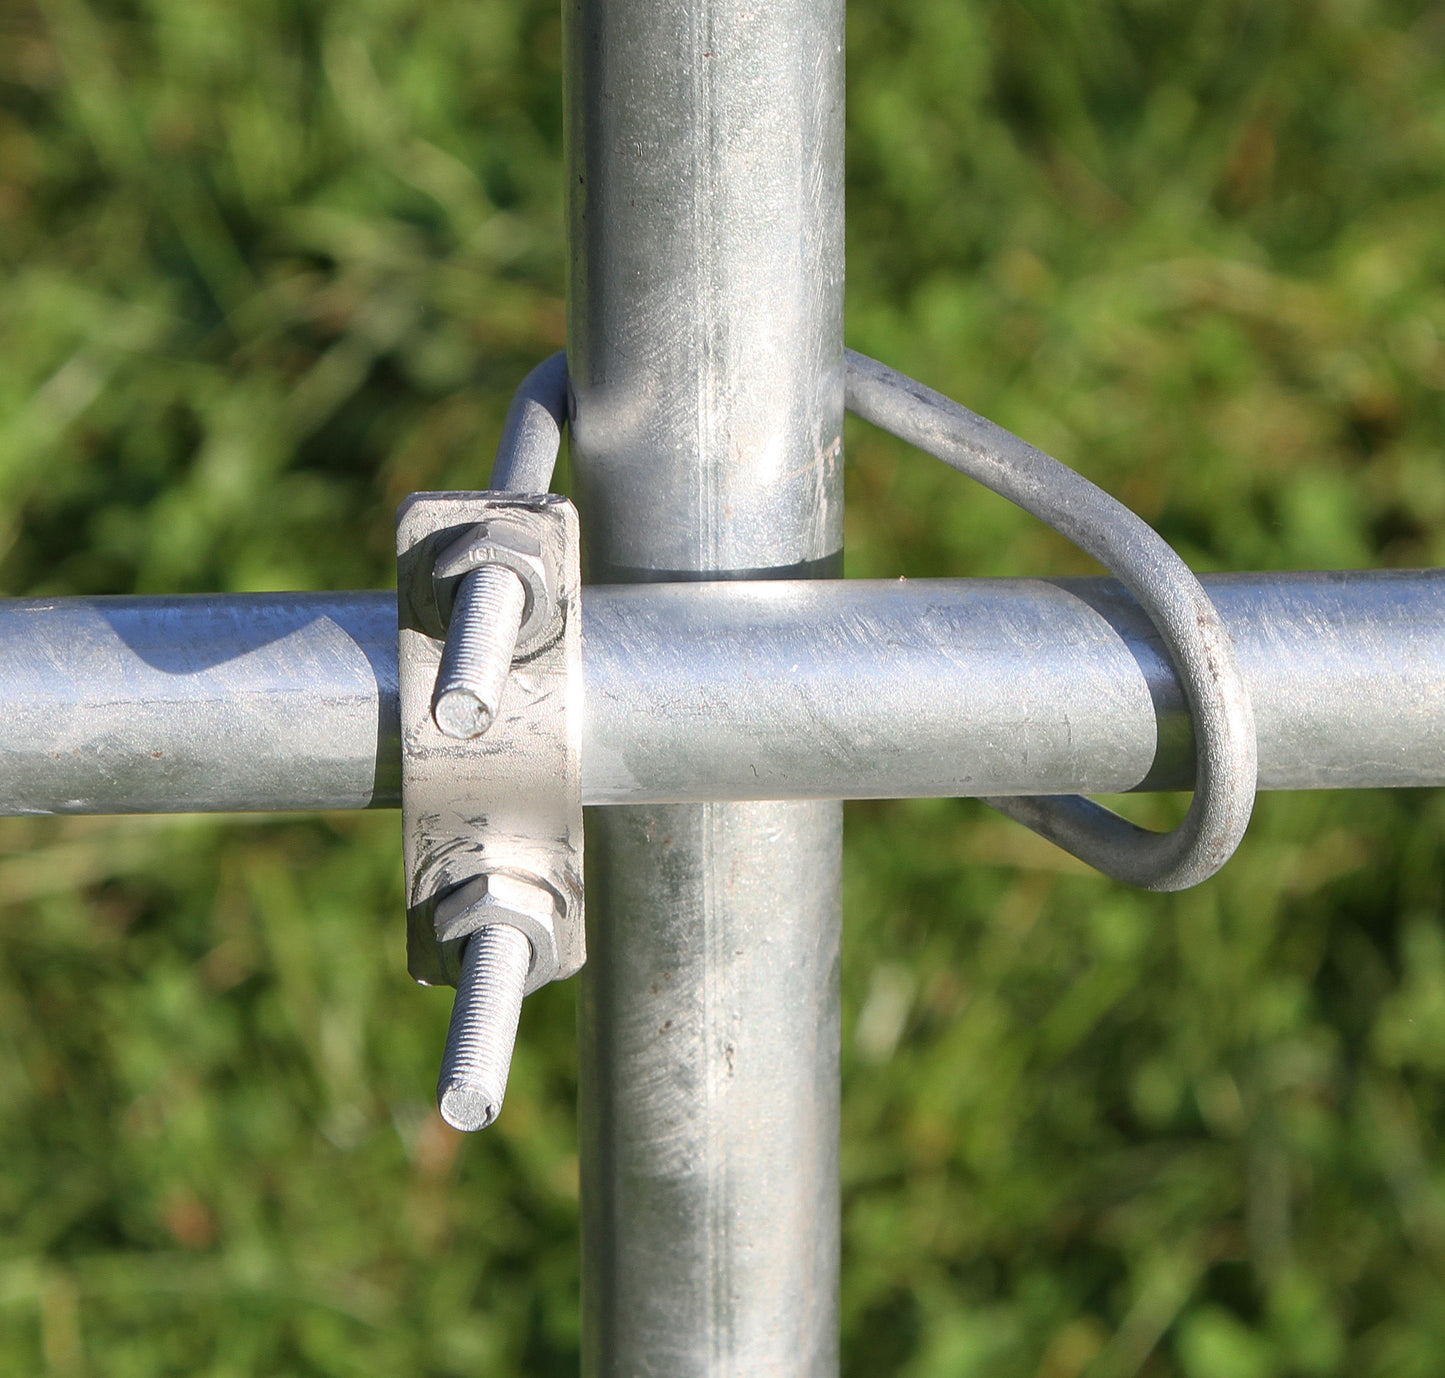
left=397, top=491, right=584, bottom=989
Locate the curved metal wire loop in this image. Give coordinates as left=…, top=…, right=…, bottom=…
left=845, top=350, right=1257, bottom=891
left=487, top=350, right=568, bottom=492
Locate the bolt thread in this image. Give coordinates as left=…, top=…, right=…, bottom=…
left=437, top=924, right=533, bottom=1131
left=433, top=565, right=527, bottom=738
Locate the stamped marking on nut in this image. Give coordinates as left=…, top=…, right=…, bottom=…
left=432, top=519, right=561, bottom=657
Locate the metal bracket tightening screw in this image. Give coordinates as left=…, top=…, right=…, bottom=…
left=437, top=925, right=532, bottom=1130
left=429, top=517, right=558, bottom=740
left=425, top=518, right=563, bottom=1120
left=397, top=492, right=583, bottom=1133
left=432, top=566, right=527, bottom=739
left=432, top=870, right=563, bottom=1129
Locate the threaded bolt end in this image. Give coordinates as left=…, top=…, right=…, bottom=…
left=433, top=565, right=528, bottom=739
left=437, top=923, right=533, bottom=1131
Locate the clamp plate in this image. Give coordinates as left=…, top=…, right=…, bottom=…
left=397, top=491, right=583, bottom=987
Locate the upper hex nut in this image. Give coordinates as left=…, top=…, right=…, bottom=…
left=432, top=518, right=561, bottom=657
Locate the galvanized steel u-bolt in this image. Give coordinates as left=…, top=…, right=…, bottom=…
left=429, top=535, right=534, bottom=1126
left=418, top=354, right=574, bottom=1132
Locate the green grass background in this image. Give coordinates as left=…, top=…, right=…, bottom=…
left=2, top=0, right=1445, bottom=1373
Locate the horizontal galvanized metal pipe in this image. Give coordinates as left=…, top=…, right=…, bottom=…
left=0, top=570, right=1438, bottom=815
left=0, top=593, right=400, bottom=815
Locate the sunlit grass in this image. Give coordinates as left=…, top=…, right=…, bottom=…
left=2, top=0, right=1444, bottom=1372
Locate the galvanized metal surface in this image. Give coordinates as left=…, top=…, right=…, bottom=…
left=0, top=572, right=1441, bottom=817
left=412, top=356, right=574, bottom=1124
left=430, top=564, right=528, bottom=739
left=486, top=351, right=568, bottom=493
left=565, top=3, right=844, bottom=585
left=580, top=801, right=841, bottom=1374
left=396, top=492, right=583, bottom=990
left=846, top=352, right=1257, bottom=891
left=0, top=591, right=399, bottom=815
left=436, top=922, right=534, bottom=1132
left=583, top=570, right=1445, bottom=801
left=565, top=0, right=846, bottom=1368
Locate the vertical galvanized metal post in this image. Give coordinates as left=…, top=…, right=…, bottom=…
left=565, top=0, right=846, bottom=1370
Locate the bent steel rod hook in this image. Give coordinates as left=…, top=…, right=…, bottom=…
left=487, top=349, right=568, bottom=493
left=480, top=346, right=1256, bottom=890
left=845, top=349, right=1258, bottom=891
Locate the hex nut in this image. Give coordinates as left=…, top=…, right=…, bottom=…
left=433, top=872, right=562, bottom=995
left=432, top=519, right=560, bottom=656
